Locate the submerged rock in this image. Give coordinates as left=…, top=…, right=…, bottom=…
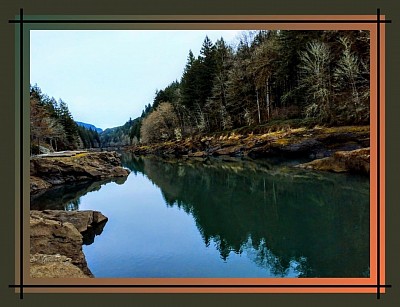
left=30, top=151, right=130, bottom=193
left=213, top=145, right=244, bottom=157
left=188, top=151, right=206, bottom=157
left=30, top=210, right=108, bottom=278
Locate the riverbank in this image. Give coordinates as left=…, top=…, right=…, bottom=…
left=30, top=210, right=108, bottom=278
left=30, top=151, right=130, bottom=193
left=127, top=125, right=369, bottom=174
left=30, top=151, right=128, bottom=278
left=128, top=125, right=369, bottom=158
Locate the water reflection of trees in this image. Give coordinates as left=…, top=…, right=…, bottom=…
left=30, top=176, right=127, bottom=211
left=64, top=198, right=81, bottom=211
left=125, top=154, right=369, bottom=278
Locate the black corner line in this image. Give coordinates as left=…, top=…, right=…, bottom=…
left=7, top=283, right=393, bottom=289
left=18, top=6, right=24, bottom=301
left=12, top=7, right=389, bottom=300
left=376, top=6, right=382, bottom=301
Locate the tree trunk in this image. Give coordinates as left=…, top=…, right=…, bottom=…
left=266, top=78, right=271, bottom=120
left=256, top=90, right=261, bottom=124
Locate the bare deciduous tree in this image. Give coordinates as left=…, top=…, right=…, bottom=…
left=140, top=102, right=179, bottom=144
left=299, top=41, right=332, bottom=122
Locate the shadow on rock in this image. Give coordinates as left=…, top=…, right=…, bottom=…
left=82, top=220, right=108, bottom=245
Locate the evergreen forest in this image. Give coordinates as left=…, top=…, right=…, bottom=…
left=30, top=30, right=370, bottom=151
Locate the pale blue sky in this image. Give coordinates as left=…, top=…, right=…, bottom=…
left=30, top=30, right=243, bottom=130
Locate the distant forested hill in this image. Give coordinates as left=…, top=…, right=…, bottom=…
left=100, top=117, right=141, bottom=147
left=75, top=121, right=103, bottom=133
left=99, top=104, right=153, bottom=147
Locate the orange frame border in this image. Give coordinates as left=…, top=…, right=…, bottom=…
left=14, top=14, right=386, bottom=295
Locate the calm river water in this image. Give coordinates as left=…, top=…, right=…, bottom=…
left=31, top=153, right=370, bottom=278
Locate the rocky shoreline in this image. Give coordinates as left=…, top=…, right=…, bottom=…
left=128, top=126, right=369, bottom=158
left=127, top=125, right=370, bottom=175
left=30, top=210, right=108, bottom=278
left=30, top=151, right=129, bottom=278
left=30, top=151, right=130, bottom=193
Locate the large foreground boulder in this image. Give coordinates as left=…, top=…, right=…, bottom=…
left=30, top=151, right=130, bottom=193
left=30, top=210, right=108, bottom=278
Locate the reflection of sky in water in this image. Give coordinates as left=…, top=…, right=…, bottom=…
left=81, top=173, right=295, bottom=277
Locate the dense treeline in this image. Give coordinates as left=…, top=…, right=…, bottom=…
left=30, top=84, right=101, bottom=154
left=31, top=30, right=370, bottom=149
left=139, top=30, right=370, bottom=144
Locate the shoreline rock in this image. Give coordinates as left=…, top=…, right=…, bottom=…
left=296, top=147, right=370, bottom=175
left=30, top=151, right=130, bottom=193
left=30, top=210, right=108, bottom=278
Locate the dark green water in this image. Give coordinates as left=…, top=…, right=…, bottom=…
left=31, top=153, right=370, bottom=278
